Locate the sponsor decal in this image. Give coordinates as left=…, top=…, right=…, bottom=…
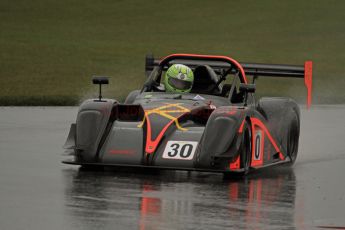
left=108, top=149, right=136, bottom=155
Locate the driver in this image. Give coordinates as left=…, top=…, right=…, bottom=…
left=164, top=64, right=194, bottom=93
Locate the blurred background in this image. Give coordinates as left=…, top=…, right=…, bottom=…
left=0, top=0, right=344, bottom=105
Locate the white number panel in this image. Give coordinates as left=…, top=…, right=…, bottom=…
left=162, top=141, right=198, bottom=160
left=254, top=130, right=263, bottom=161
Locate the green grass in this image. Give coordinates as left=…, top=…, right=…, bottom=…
left=1, top=0, right=345, bottom=105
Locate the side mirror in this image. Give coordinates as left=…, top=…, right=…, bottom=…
left=239, top=83, right=256, bottom=93
left=92, top=76, right=109, bottom=101
left=92, top=76, right=109, bottom=85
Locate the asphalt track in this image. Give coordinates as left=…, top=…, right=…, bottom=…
left=0, top=106, right=345, bottom=230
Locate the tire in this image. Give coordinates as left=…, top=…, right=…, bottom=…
left=240, top=121, right=252, bottom=175
left=287, top=113, right=299, bottom=165
left=224, top=120, right=252, bottom=178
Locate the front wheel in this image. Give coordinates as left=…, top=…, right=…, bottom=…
left=224, top=121, right=252, bottom=178
left=240, top=121, right=252, bottom=175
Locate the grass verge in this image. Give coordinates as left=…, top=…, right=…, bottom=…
left=0, top=0, right=344, bottom=105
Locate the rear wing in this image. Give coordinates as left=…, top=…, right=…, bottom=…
left=241, top=62, right=313, bottom=108
left=145, top=54, right=313, bottom=108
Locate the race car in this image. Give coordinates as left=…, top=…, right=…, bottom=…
left=63, top=53, right=312, bottom=175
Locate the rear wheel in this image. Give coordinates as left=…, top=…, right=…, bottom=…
left=287, top=113, right=299, bottom=165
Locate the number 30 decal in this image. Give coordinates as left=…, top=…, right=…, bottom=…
left=162, top=141, right=198, bottom=160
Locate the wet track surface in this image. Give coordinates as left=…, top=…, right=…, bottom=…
left=0, top=106, right=345, bottom=229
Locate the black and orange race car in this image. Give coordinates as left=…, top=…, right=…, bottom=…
left=63, top=53, right=312, bottom=175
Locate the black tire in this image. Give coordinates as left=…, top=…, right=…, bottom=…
left=240, top=121, right=252, bottom=175
left=287, top=113, right=300, bottom=165
left=224, top=121, right=252, bottom=179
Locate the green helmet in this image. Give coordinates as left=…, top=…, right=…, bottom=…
left=164, top=64, right=194, bottom=93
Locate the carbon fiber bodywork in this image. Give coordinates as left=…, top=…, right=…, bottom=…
left=63, top=93, right=298, bottom=174
left=63, top=53, right=309, bottom=174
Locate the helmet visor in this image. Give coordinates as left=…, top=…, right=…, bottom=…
left=168, top=77, right=192, bottom=90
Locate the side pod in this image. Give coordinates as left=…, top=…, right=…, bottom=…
left=196, top=106, right=247, bottom=168
left=74, top=99, right=117, bottom=162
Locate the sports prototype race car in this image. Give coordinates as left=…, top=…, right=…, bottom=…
left=63, top=54, right=312, bottom=175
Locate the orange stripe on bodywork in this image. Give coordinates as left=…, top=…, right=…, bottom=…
left=145, top=113, right=176, bottom=154
left=229, top=155, right=241, bottom=170
left=229, top=119, right=245, bottom=170
left=141, top=103, right=190, bottom=154
left=238, top=119, right=246, bottom=133
left=250, top=118, right=285, bottom=167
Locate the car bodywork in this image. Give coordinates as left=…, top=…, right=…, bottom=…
left=63, top=54, right=312, bottom=174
